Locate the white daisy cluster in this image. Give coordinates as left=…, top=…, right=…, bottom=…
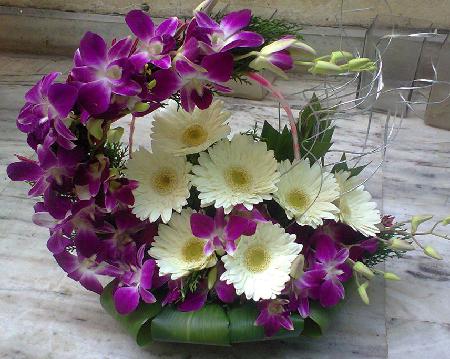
left=125, top=100, right=381, bottom=301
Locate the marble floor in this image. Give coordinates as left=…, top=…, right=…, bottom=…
left=0, top=52, right=449, bottom=359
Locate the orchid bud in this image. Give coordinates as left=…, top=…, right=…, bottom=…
left=411, top=214, right=433, bottom=234
left=388, top=238, right=415, bottom=251
left=133, top=102, right=151, bottom=113
left=424, top=246, right=443, bottom=260
left=357, top=281, right=370, bottom=305
left=147, top=79, right=157, bottom=91
left=347, top=57, right=377, bottom=72
left=207, top=266, right=218, bottom=289
left=288, top=40, right=317, bottom=61
left=86, top=118, right=104, bottom=141
left=384, top=272, right=401, bottom=281
left=193, top=0, right=218, bottom=14
left=290, top=254, right=305, bottom=279
left=107, top=127, right=124, bottom=143
left=353, top=261, right=375, bottom=280
left=309, top=60, right=343, bottom=75
left=330, top=51, right=353, bottom=64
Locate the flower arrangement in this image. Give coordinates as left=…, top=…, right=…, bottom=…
left=7, top=1, right=449, bottom=346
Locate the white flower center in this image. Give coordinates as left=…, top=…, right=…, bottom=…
left=225, top=166, right=252, bottom=192
left=286, top=189, right=311, bottom=212
left=105, top=65, right=122, bottom=80
left=181, top=124, right=208, bottom=147
left=151, top=167, right=178, bottom=195
left=244, top=245, right=271, bottom=273
left=181, top=237, right=206, bottom=264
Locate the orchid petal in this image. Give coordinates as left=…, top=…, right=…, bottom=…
left=79, top=32, right=107, bottom=66
left=155, top=17, right=179, bottom=36
left=319, top=280, right=344, bottom=307
left=191, top=213, right=215, bottom=238
left=220, top=9, right=252, bottom=38
left=125, top=10, right=155, bottom=42
left=114, top=286, right=140, bottom=314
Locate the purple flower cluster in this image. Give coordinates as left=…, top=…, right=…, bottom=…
left=7, top=7, right=269, bottom=316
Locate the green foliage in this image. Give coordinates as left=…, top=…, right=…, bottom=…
left=331, top=153, right=367, bottom=177
left=363, top=242, right=404, bottom=267
left=180, top=270, right=204, bottom=300
left=247, top=15, right=303, bottom=43
left=260, top=94, right=335, bottom=164
left=103, top=141, right=128, bottom=173
left=261, top=121, right=294, bottom=162
left=298, top=93, right=335, bottom=163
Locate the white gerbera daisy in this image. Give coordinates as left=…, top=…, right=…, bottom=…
left=149, top=209, right=217, bottom=279
left=274, top=159, right=339, bottom=228
left=335, top=171, right=380, bottom=237
left=125, top=148, right=191, bottom=223
left=151, top=100, right=231, bottom=156
left=220, top=222, right=302, bottom=301
left=192, top=134, right=280, bottom=214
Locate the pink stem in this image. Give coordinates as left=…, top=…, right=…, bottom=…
left=247, top=72, right=301, bottom=161
left=129, top=115, right=136, bottom=158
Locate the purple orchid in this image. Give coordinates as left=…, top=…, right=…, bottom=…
left=104, top=178, right=138, bottom=212
left=54, top=229, right=120, bottom=294
left=190, top=207, right=256, bottom=255
left=175, top=39, right=233, bottom=111
left=32, top=201, right=73, bottom=254
left=16, top=72, right=78, bottom=149
left=71, top=32, right=142, bottom=115
left=74, top=154, right=110, bottom=200
left=7, top=145, right=84, bottom=197
left=178, top=280, right=209, bottom=312
left=103, top=210, right=145, bottom=260
left=214, top=262, right=237, bottom=303
left=125, top=10, right=178, bottom=69
left=113, top=245, right=157, bottom=314
left=255, top=299, right=294, bottom=337
left=298, top=235, right=351, bottom=307
left=189, top=9, right=263, bottom=53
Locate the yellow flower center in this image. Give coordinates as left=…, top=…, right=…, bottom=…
left=181, top=124, right=208, bottom=147
left=181, top=237, right=206, bottom=264
left=244, top=245, right=271, bottom=273
left=151, top=167, right=177, bottom=195
left=225, top=166, right=252, bottom=192
left=286, top=189, right=311, bottom=212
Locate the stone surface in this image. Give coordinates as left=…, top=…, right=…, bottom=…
left=0, top=52, right=449, bottom=358
left=1, top=0, right=450, bottom=29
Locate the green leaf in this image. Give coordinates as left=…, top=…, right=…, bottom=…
left=302, top=302, right=331, bottom=337
left=100, top=281, right=162, bottom=346
left=151, top=304, right=230, bottom=346
left=260, top=121, right=294, bottom=161
left=331, top=153, right=367, bottom=177
left=298, top=93, right=336, bottom=163
left=228, top=303, right=304, bottom=343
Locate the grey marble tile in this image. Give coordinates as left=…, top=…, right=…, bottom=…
left=386, top=318, right=450, bottom=359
